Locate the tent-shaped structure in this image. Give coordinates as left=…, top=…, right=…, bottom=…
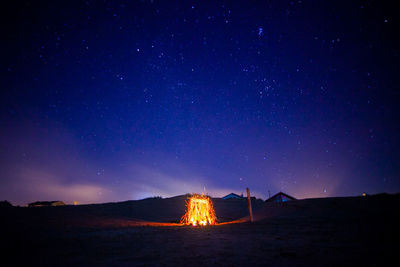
left=222, top=193, right=244, bottom=200
left=265, top=192, right=296, bottom=203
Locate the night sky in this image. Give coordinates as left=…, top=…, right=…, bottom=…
left=1, top=1, right=399, bottom=205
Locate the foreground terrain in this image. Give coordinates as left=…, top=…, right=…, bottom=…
left=1, top=194, right=399, bottom=266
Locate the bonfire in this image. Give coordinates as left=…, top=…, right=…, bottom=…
left=181, top=194, right=217, bottom=226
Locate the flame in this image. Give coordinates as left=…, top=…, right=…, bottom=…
left=181, top=194, right=217, bottom=226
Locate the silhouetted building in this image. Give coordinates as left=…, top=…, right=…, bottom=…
left=0, top=200, right=12, bottom=208
left=222, top=193, right=244, bottom=200
left=28, top=201, right=65, bottom=207
left=265, top=192, right=296, bottom=203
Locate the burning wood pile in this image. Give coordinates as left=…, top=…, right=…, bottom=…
left=181, top=194, right=217, bottom=226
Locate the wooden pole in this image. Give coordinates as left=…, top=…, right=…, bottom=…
left=246, top=187, right=253, bottom=222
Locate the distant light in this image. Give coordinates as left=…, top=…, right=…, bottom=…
left=73, top=201, right=79, bottom=205
left=362, top=193, right=367, bottom=197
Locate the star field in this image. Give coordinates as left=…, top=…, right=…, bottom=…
left=1, top=0, right=399, bottom=205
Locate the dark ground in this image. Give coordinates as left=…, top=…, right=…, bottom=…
left=1, top=194, right=399, bottom=266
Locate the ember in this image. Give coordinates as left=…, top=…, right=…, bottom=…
left=181, top=194, right=217, bottom=226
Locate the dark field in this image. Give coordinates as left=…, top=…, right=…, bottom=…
left=2, top=194, right=399, bottom=266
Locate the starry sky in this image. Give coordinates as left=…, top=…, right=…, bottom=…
left=1, top=0, right=399, bottom=205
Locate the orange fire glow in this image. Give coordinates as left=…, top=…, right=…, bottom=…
left=181, top=194, right=217, bottom=226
